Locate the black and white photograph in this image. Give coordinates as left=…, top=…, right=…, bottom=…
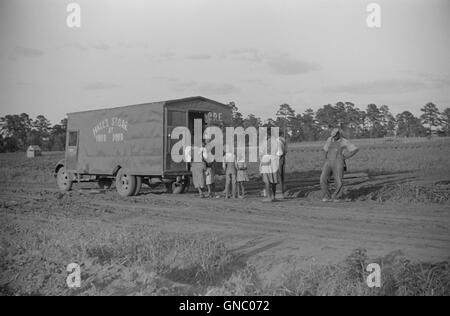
left=0, top=0, right=449, bottom=299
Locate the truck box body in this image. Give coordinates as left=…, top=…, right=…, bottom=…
left=65, top=96, right=232, bottom=177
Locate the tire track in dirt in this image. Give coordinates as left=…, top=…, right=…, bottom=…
left=2, top=188, right=449, bottom=244
left=5, top=188, right=433, bottom=233
left=1, top=184, right=449, bottom=266
left=88, top=199, right=450, bottom=248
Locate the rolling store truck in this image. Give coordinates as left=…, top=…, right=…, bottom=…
left=54, top=96, right=232, bottom=196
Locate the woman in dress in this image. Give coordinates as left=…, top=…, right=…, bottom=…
left=235, top=152, right=249, bottom=198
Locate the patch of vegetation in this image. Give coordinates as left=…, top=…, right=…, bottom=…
left=0, top=218, right=234, bottom=296
left=1, top=214, right=449, bottom=296
left=205, top=265, right=263, bottom=296
left=207, top=249, right=450, bottom=296
left=360, top=183, right=450, bottom=204
left=272, top=249, right=450, bottom=296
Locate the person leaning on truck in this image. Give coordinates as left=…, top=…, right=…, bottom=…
left=320, top=128, right=359, bottom=202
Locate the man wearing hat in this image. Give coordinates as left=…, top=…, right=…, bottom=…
left=320, top=128, right=359, bottom=202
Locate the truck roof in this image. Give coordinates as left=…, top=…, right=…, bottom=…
left=67, top=96, right=230, bottom=116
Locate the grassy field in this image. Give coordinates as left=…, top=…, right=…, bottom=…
left=2, top=138, right=450, bottom=184
left=0, top=151, right=63, bottom=184
left=1, top=138, right=450, bottom=205
left=286, top=139, right=450, bottom=175
left=1, top=213, right=448, bottom=296
left=0, top=219, right=235, bottom=295
left=289, top=136, right=450, bottom=148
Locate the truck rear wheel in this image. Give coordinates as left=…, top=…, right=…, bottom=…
left=57, top=167, right=73, bottom=192
left=133, top=176, right=142, bottom=196
left=115, top=170, right=136, bottom=197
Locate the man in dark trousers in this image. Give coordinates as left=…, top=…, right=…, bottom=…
left=320, top=128, right=359, bottom=202
left=275, top=130, right=287, bottom=199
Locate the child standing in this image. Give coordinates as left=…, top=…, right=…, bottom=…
left=259, top=136, right=279, bottom=202
left=223, top=145, right=237, bottom=199
left=235, top=153, right=249, bottom=199
left=204, top=142, right=216, bottom=198
left=205, top=165, right=216, bottom=197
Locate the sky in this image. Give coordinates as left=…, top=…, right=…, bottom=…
left=0, top=0, right=449, bottom=124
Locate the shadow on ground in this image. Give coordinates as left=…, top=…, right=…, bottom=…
left=78, top=169, right=443, bottom=203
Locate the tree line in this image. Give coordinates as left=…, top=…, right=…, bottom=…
left=230, top=102, right=450, bottom=142
left=0, top=114, right=67, bottom=153
left=0, top=102, right=449, bottom=152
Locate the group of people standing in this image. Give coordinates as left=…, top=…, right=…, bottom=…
left=186, top=141, right=250, bottom=199
left=185, top=131, right=287, bottom=201
left=185, top=128, right=358, bottom=202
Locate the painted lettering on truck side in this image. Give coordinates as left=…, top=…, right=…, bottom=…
left=204, top=112, right=223, bottom=124
left=92, top=117, right=128, bottom=143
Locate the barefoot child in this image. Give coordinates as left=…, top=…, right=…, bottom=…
left=236, top=152, right=249, bottom=198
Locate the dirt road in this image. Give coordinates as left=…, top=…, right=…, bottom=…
left=1, top=175, right=449, bottom=283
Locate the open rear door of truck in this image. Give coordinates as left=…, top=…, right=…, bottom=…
left=165, top=109, right=188, bottom=172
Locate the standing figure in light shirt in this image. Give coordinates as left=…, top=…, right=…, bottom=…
left=259, top=135, right=279, bottom=202
left=223, top=145, right=237, bottom=199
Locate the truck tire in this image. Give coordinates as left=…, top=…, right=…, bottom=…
left=133, top=176, right=142, bottom=196
left=115, top=170, right=136, bottom=197
left=56, top=166, right=73, bottom=192
left=98, top=178, right=113, bottom=190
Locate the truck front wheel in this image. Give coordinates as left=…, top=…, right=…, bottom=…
left=115, top=170, right=136, bottom=197
left=56, top=166, right=73, bottom=192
